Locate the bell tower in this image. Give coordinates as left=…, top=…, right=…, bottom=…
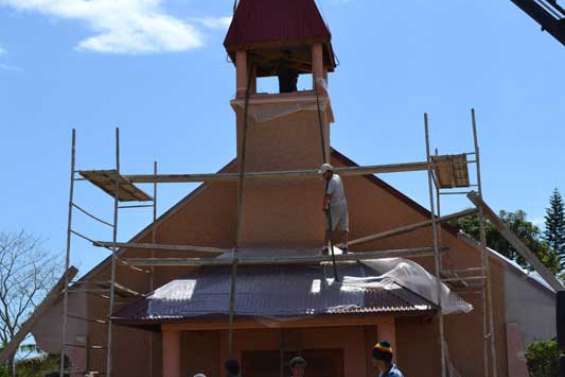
left=224, top=0, right=337, bottom=248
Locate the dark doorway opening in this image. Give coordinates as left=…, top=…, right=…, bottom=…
left=242, top=349, right=344, bottom=377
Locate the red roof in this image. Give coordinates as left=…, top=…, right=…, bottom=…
left=224, top=0, right=332, bottom=51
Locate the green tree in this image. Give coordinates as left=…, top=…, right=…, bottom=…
left=452, top=210, right=560, bottom=274
left=526, top=339, right=560, bottom=377
left=545, top=188, right=565, bottom=268
left=0, top=352, right=63, bottom=377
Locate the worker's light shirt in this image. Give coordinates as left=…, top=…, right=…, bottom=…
left=378, top=364, right=404, bottom=377
left=326, top=174, right=347, bottom=207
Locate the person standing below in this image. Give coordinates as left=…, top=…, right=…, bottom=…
left=320, top=163, right=349, bottom=254
left=288, top=356, right=307, bottom=377
left=371, top=341, right=405, bottom=377
left=224, top=359, right=241, bottom=377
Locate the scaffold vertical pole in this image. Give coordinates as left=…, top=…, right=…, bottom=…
left=151, top=161, right=157, bottom=291
left=434, top=148, right=443, bottom=247
left=228, top=62, right=254, bottom=356
left=106, top=128, right=120, bottom=377
left=472, top=108, right=498, bottom=377
left=424, top=114, right=447, bottom=377
left=149, top=161, right=157, bottom=377
left=59, top=129, right=76, bottom=377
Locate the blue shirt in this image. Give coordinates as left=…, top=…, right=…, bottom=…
left=379, top=364, right=404, bottom=377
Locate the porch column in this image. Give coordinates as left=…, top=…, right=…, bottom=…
left=311, top=43, right=326, bottom=95
left=378, top=316, right=397, bottom=352
left=506, top=323, right=529, bottom=377
left=162, top=329, right=181, bottom=377
left=236, top=50, right=248, bottom=98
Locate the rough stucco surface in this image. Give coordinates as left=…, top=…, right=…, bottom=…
left=504, top=267, right=556, bottom=345
left=31, top=292, right=88, bottom=377
left=235, top=102, right=331, bottom=247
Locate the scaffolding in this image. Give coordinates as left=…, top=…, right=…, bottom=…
left=425, top=109, right=497, bottom=377
left=59, top=129, right=157, bottom=377
left=58, top=110, right=501, bottom=377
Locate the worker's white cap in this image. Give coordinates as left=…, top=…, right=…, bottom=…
left=193, top=374, right=207, bottom=377
left=319, top=163, right=334, bottom=174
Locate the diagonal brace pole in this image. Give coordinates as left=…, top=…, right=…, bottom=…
left=467, top=191, right=563, bottom=291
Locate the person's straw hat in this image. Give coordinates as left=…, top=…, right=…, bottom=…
left=319, top=163, right=334, bottom=174
left=372, top=341, right=393, bottom=363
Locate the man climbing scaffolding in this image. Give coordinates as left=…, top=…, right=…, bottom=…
left=321, top=163, right=349, bottom=254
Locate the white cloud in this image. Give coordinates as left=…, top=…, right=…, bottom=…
left=0, top=63, right=23, bottom=72
left=0, top=46, right=5, bottom=55
left=196, top=16, right=232, bottom=30
left=0, top=0, right=230, bottom=54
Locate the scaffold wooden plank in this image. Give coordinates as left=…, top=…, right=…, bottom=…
left=80, top=170, right=152, bottom=202
left=432, top=154, right=470, bottom=188
left=93, top=241, right=229, bottom=254
left=122, top=161, right=430, bottom=183
left=125, top=246, right=446, bottom=267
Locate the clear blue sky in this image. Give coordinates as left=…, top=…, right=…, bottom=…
left=0, top=0, right=564, bottom=274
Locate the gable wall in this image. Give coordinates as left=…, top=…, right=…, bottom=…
left=75, top=151, right=509, bottom=377
left=504, top=267, right=556, bottom=345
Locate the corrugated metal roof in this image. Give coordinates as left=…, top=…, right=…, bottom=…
left=113, top=262, right=436, bottom=323
left=224, top=0, right=332, bottom=51
left=223, top=0, right=337, bottom=71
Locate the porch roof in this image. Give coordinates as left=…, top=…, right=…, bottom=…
left=113, top=261, right=436, bottom=325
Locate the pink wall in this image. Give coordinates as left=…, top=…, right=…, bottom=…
left=164, top=321, right=397, bottom=377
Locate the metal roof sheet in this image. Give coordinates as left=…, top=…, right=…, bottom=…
left=224, top=0, right=332, bottom=51
left=113, top=262, right=436, bottom=323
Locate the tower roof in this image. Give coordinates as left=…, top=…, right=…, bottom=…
left=224, top=0, right=336, bottom=68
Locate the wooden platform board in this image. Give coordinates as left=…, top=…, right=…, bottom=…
left=432, top=154, right=470, bottom=188
left=80, top=170, right=152, bottom=202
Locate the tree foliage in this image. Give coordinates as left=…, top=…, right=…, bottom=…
left=525, top=339, right=560, bottom=377
left=0, top=352, right=62, bottom=377
left=452, top=210, right=560, bottom=274
left=545, top=188, right=565, bottom=268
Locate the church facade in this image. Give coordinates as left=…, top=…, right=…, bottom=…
left=31, top=1, right=520, bottom=377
